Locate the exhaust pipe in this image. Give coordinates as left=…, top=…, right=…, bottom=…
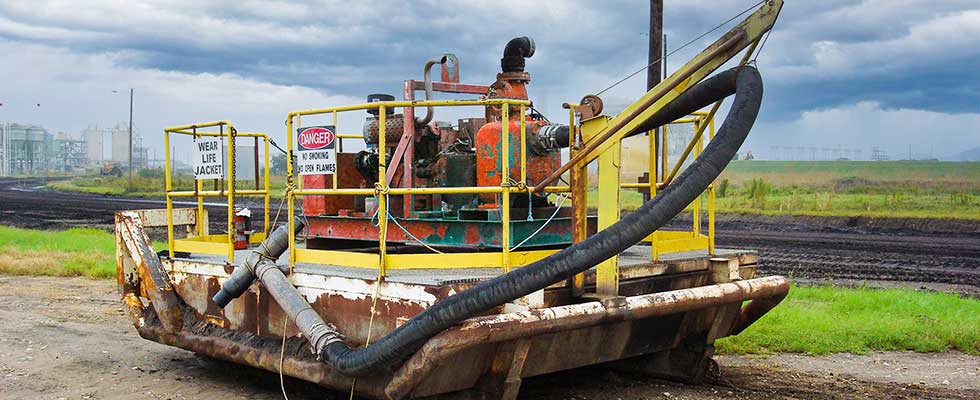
left=416, top=55, right=448, bottom=126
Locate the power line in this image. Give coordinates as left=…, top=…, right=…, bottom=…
left=594, top=0, right=765, bottom=96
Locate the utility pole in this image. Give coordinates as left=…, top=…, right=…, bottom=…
left=128, top=88, right=134, bottom=180
left=648, top=0, right=663, bottom=184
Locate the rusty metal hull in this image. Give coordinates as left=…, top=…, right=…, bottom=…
left=116, top=210, right=787, bottom=400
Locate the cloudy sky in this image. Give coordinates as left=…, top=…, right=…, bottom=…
left=1, top=0, right=978, bottom=161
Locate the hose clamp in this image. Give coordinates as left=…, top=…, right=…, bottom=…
left=531, top=124, right=564, bottom=154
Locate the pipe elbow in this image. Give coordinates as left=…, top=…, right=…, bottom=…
left=501, top=36, right=535, bottom=73
left=417, top=55, right=449, bottom=126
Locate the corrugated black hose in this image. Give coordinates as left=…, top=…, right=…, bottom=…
left=255, top=65, right=763, bottom=376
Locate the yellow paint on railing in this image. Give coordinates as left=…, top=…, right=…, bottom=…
left=163, top=121, right=272, bottom=262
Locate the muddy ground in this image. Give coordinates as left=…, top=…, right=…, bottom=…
left=2, top=276, right=978, bottom=400
left=2, top=177, right=979, bottom=289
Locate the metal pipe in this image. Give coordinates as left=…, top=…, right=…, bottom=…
left=730, top=286, right=789, bottom=335
left=416, top=55, right=448, bottom=126
left=501, top=36, right=535, bottom=73
left=287, top=99, right=531, bottom=118
left=211, top=218, right=304, bottom=308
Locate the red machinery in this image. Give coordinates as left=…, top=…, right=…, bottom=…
left=303, top=37, right=575, bottom=250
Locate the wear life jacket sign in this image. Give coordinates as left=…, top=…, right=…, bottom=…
left=296, top=125, right=336, bottom=175
left=192, top=137, right=224, bottom=179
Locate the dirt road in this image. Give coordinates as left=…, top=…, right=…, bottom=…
left=1, top=275, right=978, bottom=400
left=0, top=177, right=261, bottom=232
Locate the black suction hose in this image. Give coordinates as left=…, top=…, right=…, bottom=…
left=263, top=66, right=762, bottom=376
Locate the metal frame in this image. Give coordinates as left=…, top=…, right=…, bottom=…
left=642, top=111, right=716, bottom=260
left=163, top=120, right=272, bottom=261
left=285, top=99, right=570, bottom=276
left=159, top=0, right=780, bottom=292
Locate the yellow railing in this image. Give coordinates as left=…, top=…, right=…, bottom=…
left=645, top=110, right=717, bottom=260
left=285, top=99, right=570, bottom=276
left=163, top=120, right=272, bottom=261
left=280, top=97, right=717, bottom=283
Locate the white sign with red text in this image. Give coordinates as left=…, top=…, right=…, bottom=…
left=296, top=125, right=336, bottom=175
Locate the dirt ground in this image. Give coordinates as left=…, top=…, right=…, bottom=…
left=1, top=275, right=978, bottom=400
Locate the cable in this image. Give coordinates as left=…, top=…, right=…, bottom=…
left=268, top=138, right=289, bottom=155
left=594, top=0, right=764, bottom=96
left=511, top=194, right=567, bottom=251
left=751, top=2, right=781, bottom=63
left=383, top=193, right=445, bottom=254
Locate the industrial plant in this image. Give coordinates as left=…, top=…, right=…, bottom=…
left=0, top=122, right=149, bottom=176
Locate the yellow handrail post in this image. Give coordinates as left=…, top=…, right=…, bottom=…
left=164, top=129, right=174, bottom=258
left=193, top=128, right=205, bottom=237
left=692, top=120, right=701, bottom=238
left=332, top=111, right=339, bottom=190
left=661, top=124, right=669, bottom=182
left=519, top=105, right=527, bottom=185
left=708, top=115, right=716, bottom=254
left=569, top=106, right=586, bottom=297
left=225, top=124, right=236, bottom=261
left=287, top=115, right=296, bottom=267
left=648, top=116, right=658, bottom=263
left=501, top=106, right=511, bottom=273
left=263, top=134, right=270, bottom=235
left=653, top=124, right=668, bottom=261
left=377, top=106, right=388, bottom=278
left=596, top=138, right=621, bottom=296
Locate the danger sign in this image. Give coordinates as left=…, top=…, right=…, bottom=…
left=192, top=137, right=224, bottom=179
left=296, top=126, right=336, bottom=175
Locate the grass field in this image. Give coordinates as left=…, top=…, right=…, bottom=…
left=717, top=284, right=980, bottom=356
left=710, top=160, right=980, bottom=219
left=612, top=160, right=980, bottom=219
left=0, top=225, right=119, bottom=278
left=719, top=160, right=980, bottom=189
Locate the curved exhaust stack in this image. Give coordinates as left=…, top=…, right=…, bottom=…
left=501, top=36, right=535, bottom=73
left=417, top=55, right=449, bottom=126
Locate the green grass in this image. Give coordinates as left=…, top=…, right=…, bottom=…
left=717, top=285, right=980, bottom=355
left=609, top=160, right=980, bottom=219
left=720, top=160, right=980, bottom=189
left=0, top=225, right=119, bottom=278
left=713, top=192, right=979, bottom=219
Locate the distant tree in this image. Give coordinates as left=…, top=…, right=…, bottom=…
left=271, top=153, right=287, bottom=174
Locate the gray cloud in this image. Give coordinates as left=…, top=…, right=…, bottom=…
left=1, top=0, right=978, bottom=156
